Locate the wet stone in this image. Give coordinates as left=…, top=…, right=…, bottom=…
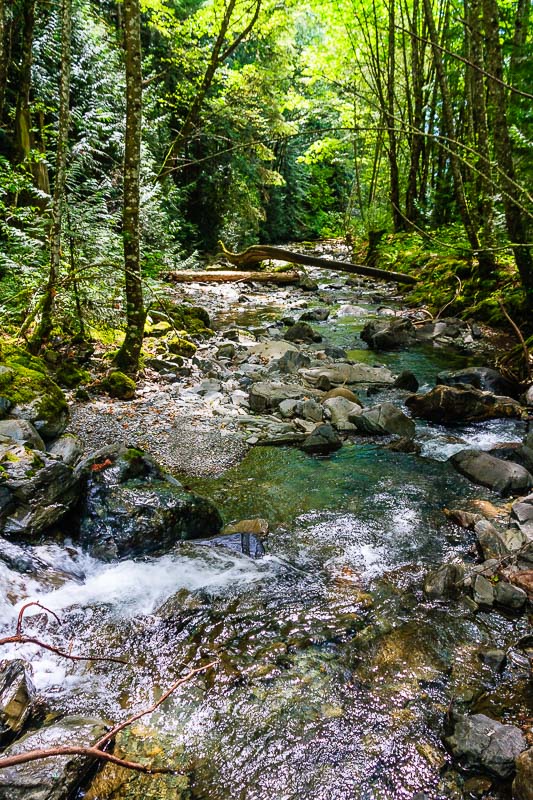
left=494, top=580, right=527, bottom=611
left=472, top=574, right=494, bottom=607
left=445, top=713, right=526, bottom=779
left=0, top=660, right=35, bottom=745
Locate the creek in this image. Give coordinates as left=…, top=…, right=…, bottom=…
left=0, top=266, right=531, bottom=799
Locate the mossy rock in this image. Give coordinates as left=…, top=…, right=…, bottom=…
left=149, top=302, right=213, bottom=339
left=144, top=320, right=172, bottom=338
left=167, top=336, right=197, bottom=357
left=101, top=371, right=136, bottom=400
left=55, top=362, right=90, bottom=389
left=0, top=349, right=68, bottom=441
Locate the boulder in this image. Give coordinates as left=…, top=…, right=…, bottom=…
left=360, top=318, right=418, bottom=350
left=246, top=341, right=297, bottom=362
left=336, top=304, right=366, bottom=317
left=406, top=384, right=522, bottom=424
left=511, top=570, right=533, bottom=599
left=299, top=399, right=323, bottom=422
left=76, top=446, right=223, bottom=560
left=222, top=518, right=269, bottom=538
left=300, top=363, right=394, bottom=387
left=284, top=321, right=322, bottom=344
left=46, top=434, right=83, bottom=466
left=349, top=402, right=416, bottom=438
left=445, top=714, right=526, bottom=779
left=271, top=349, right=311, bottom=375
left=525, top=386, right=533, bottom=406
left=514, top=747, right=533, bottom=800
left=472, top=574, right=494, bottom=607
left=487, top=443, right=533, bottom=475
left=437, top=367, right=517, bottom=398
left=300, top=424, right=342, bottom=455
left=0, top=420, right=45, bottom=452
left=0, top=442, right=80, bottom=538
left=0, top=660, right=35, bottom=745
left=415, top=317, right=471, bottom=343
left=0, top=354, right=69, bottom=441
left=450, top=449, right=533, bottom=496
left=323, top=396, right=362, bottom=432
left=423, top=562, right=465, bottom=599
left=0, top=715, right=108, bottom=800
left=101, top=371, right=136, bottom=400
left=249, top=382, right=312, bottom=413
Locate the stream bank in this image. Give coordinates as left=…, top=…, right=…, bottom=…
left=1, top=244, right=533, bottom=800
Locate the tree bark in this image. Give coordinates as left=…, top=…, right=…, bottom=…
left=165, top=269, right=301, bottom=285
left=482, top=0, right=533, bottom=308
left=218, top=243, right=418, bottom=284
left=13, top=0, right=34, bottom=164
left=32, top=0, right=71, bottom=348
left=115, top=0, right=145, bottom=372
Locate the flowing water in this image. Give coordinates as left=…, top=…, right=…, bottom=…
left=1, top=277, right=531, bottom=799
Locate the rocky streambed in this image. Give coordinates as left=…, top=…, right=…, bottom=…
left=1, top=248, right=533, bottom=800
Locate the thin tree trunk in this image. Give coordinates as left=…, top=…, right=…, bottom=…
left=32, top=0, right=71, bottom=348
left=115, top=0, right=145, bottom=372
left=13, top=0, right=34, bottom=164
left=0, top=0, right=6, bottom=120
left=422, top=0, right=481, bottom=257
left=386, top=0, right=404, bottom=231
left=482, top=0, right=533, bottom=308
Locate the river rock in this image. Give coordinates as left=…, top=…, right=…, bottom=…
left=76, top=446, right=223, bottom=560
left=284, top=321, right=322, bottom=343
left=393, top=370, right=419, bottom=392
left=444, top=508, right=482, bottom=529
left=272, top=349, right=311, bottom=374
left=0, top=358, right=69, bottom=442
left=514, top=747, right=533, bottom=800
left=0, top=442, right=80, bottom=538
left=445, top=713, right=526, bottom=778
left=423, top=562, right=465, bottom=599
left=0, top=420, right=45, bottom=452
left=511, top=570, right=533, bottom=599
left=474, top=519, right=509, bottom=560
left=249, top=382, right=312, bottom=413
left=323, top=387, right=360, bottom=403
left=415, top=317, right=470, bottom=343
left=0, top=715, right=108, bottom=800
left=349, top=402, right=415, bottom=438
left=300, top=424, right=342, bottom=455
left=323, top=396, right=362, bottom=432
left=525, top=386, right=533, bottom=406
left=494, top=580, right=527, bottom=611
left=300, top=307, right=330, bottom=322
left=222, top=518, right=269, bottom=538
left=46, top=434, right=83, bottom=466
left=406, top=385, right=522, bottom=424
left=436, top=367, right=517, bottom=398
left=0, top=660, right=35, bottom=745
left=336, top=304, right=366, bottom=317
left=487, top=443, right=533, bottom=476
left=360, top=318, right=418, bottom=350
left=472, top=574, right=494, bottom=607
left=247, top=341, right=297, bottom=362
left=300, top=363, right=394, bottom=387
left=300, top=399, right=323, bottom=422
left=450, top=449, right=533, bottom=496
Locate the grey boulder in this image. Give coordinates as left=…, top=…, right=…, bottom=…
left=450, top=449, right=533, bottom=496
left=350, top=402, right=416, bottom=438
left=445, top=713, right=526, bottom=779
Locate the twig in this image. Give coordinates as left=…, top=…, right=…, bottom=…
left=498, top=299, right=532, bottom=384
left=435, top=274, right=462, bottom=320
left=0, top=661, right=218, bottom=774
left=0, top=601, right=127, bottom=666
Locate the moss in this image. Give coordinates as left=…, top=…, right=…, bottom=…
left=101, top=371, right=136, bottom=400
left=0, top=352, right=68, bottom=422
left=167, top=336, right=197, bottom=357
left=149, top=301, right=213, bottom=338
left=55, top=362, right=90, bottom=389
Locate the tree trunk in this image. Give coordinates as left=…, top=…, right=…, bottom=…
left=386, top=0, right=404, bottom=231
left=13, top=0, right=34, bottom=164
left=31, top=0, right=71, bottom=348
left=482, top=0, right=533, bottom=309
left=0, top=0, right=6, bottom=120
left=115, top=0, right=145, bottom=372
left=165, top=270, right=301, bottom=285
left=422, top=0, right=481, bottom=258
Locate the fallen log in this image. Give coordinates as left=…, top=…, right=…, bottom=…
left=165, top=269, right=300, bottom=285
left=218, top=242, right=418, bottom=285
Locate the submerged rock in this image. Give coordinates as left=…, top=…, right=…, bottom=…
left=450, top=449, right=533, bottom=496
left=445, top=713, right=526, bottom=778
left=77, top=446, right=223, bottom=560
left=0, top=715, right=108, bottom=800
left=0, top=660, right=35, bottom=745
left=406, top=384, right=522, bottom=424
left=393, top=370, right=419, bottom=392
left=423, top=562, right=465, bottom=599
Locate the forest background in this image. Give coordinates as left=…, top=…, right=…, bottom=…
left=0, top=0, right=531, bottom=368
